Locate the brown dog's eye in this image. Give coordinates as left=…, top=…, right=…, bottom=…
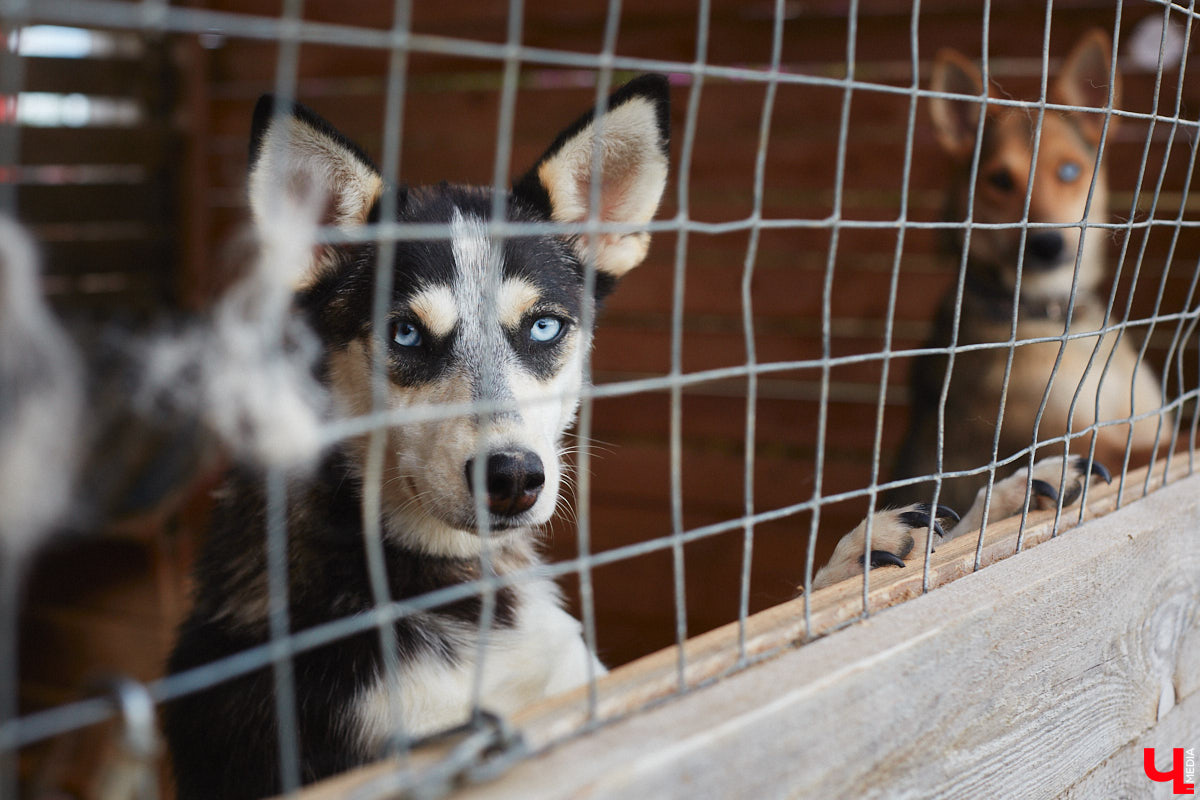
left=987, top=169, right=1014, bottom=192
left=1058, top=161, right=1082, bottom=182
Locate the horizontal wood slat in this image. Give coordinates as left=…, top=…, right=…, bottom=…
left=38, top=238, right=173, bottom=277
left=1062, top=690, right=1200, bottom=799
left=20, top=56, right=151, bottom=97
left=18, top=183, right=167, bottom=225
left=7, top=127, right=173, bottom=166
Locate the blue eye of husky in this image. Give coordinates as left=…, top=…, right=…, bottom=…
left=392, top=321, right=422, bottom=348
left=1058, top=161, right=1082, bottom=183
left=529, top=316, right=563, bottom=343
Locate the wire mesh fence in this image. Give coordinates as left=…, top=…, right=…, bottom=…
left=1, top=0, right=1198, bottom=797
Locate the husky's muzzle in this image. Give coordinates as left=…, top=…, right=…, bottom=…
left=464, top=448, right=545, bottom=518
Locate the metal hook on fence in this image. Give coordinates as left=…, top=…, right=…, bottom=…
left=88, top=676, right=160, bottom=800
left=27, top=675, right=161, bottom=800
left=348, top=709, right=528, bottom=800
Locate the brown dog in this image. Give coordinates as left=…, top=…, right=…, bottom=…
left=813, top=30, right=1164, bottom=588
left=886, top=29, right=1165, bottom=517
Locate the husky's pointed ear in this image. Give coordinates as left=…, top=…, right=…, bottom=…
left=929, top=49, right=987, bottom=160
left=1055, top=29, right=1121, bottom=143
left=513, top=74, right=670, bottom=282
left=247, top=95, right=384, bottom=290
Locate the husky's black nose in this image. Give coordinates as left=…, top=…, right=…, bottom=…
left=1025, top=231, right=1064, bottom=268
left=465, top=450, right=545, bottom=517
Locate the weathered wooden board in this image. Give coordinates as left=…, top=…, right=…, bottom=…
left=290, top=460, right=1199, bottom=799
left=444, top=468, right=1200, bottom=799
left=1060, top=689, right=1200, bottom=800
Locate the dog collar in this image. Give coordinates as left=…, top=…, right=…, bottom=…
left=964, top=273, right=1072, bottom=323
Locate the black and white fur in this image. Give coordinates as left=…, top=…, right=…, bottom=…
left=165, top=76, right=670, bottom=799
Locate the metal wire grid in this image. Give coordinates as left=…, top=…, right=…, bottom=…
left=0, top=0, right=1198, bottom=797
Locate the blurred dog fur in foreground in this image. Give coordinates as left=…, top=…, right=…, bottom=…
left=0, top=200, right=327, bottom=562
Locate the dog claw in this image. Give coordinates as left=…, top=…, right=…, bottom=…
left=859, top=550, right=907, bottom=569
left=914, top=502, right=960, bottom=524
left=1030, top=478, right=1058, bottom=503
left=1083, top=459, right=1111, bottom=484
left=898, top=510, right=946, bottom=540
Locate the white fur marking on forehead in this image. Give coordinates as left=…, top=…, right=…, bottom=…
left=449, top=209, right=509, bottom=334
left=409, top=285, right=459, bottom=339
left=497, top=278, right=541, bottom=329
left=449, top=209, right=498, bottom=285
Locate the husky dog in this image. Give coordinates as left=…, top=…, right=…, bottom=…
left=885, top=30, right=1160, bottom=516
left=165, top=76, right=672, bottom=798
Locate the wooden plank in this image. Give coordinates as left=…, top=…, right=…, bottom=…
left=20, top=536, right=163, bottom=623
left=1060, top=689, right=1200, bottom=799
left=544, top=505, right=850, bottom=668
left=18, top=183, right=165, bottom=225
left=7, top=127, right=171, bottom=166
left=174, top=36, right=216, bottom=308
left=557, top=438, right=883, bottom=526
left=290, top=459, right=1200, bottom=798
left=20, top=605, right=172, bottom=690
left=38, top=238, right=173, bottom=277
left=20, top=57, right=149, bottom=97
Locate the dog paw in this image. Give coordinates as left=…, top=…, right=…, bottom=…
left=951, top=455, right=1111, bottom=535
left=811, top=503, right=960, bottom=590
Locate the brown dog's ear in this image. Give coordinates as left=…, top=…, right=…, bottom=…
left=513, top=74, right=670, bottom=282
left=247, top=96, right=384, bottom=290
left=1056, top=28, right=1121, bottom=142
left=929, top=48, right=987, bottom=160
